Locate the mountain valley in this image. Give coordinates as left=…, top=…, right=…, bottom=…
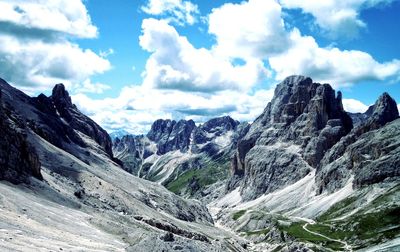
left=0, top=76, right=399, bottom=251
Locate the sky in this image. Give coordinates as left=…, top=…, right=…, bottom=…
left=0, top=0, right=399, bottom=134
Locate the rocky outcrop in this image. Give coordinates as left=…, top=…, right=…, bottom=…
left=51, top=84, right=113, bottom=158
left=0, top=78, right=116, bottom=165
left=0, top=89, right=42, bottom=183
left=229, top=76, right=353, bottom=200
left=316, top=92, right=399, bottom=193
left=148, top=119, right=196, bottom=155
left=360, top=92, right=398, bottom=132
left=113, top=135, right=153, bottom=174
left=193, top=116, right=239, bottom=145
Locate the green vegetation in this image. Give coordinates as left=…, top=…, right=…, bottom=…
left=278, top=221, right=344, bottom=250
left=281, top=191, right=400, bottom=251
left=245, top=228, right=270, bottom=236
left=232, top=210, right=246, bottom=220
left=317, top=196, right=358, bottom=222
left=165, top=157, right=230, bottom=194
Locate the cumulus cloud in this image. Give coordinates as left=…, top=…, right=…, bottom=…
left=209, top=0, right=291, bottom=59
left=3, top=0, right=397, bottom=134
left=279, top=0, right=395, bottom=39
left=139, top=18, right=269, bottom=92
left=342, top=98, right=369, bottom=113
left=72, top=85, right=275, bottom=134
left=205, top=0, right=400, bottom=88
left=269, top=29, right=400, bottom=87
left=0, top=0, right=111, bottom=94
left=74, top=79, right=111, bottom=94
left=142, top=0, right=199, bottom=25
left=0, top=35, right=110, bottom=93
left=94, top=0, right=399, bottom=133
left=0, top=0, right=97, bottom=38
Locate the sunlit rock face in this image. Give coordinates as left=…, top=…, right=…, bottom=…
left=229, top=75, right=354, bottom=200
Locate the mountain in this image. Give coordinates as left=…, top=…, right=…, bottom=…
left=109, top=129, right=133, bottom=140
left=113, top=116, right=249, bottom=200
left=210, top=76, right=400, bottom=251
left=0, top=78, right=247, bottom=251
left=1, top=75, right=399, bottom=251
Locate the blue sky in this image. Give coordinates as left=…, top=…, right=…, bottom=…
left=0, top=0, right=399, bottom=133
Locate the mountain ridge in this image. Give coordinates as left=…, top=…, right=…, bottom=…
left=0, top=78, right=247, bottom=251
left=1, top=76, right=399, bottom=251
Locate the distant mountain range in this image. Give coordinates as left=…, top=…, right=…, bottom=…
left=112, top=115, right=249, bottom=199
left=1, top=76, right=399, bottom=251
left=109, top=129, right=133, bottom=140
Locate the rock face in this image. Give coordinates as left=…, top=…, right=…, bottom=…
left=2, top=81, right=115, bottom=160
left=113, top=116, right=249, bottom=197
left=230, top=76, right=353, bottom=200
left=0, top=78, right=117, bottom=177
left=51, top=84, right=113, bottom=158
left=148, top=119, right=196, bottom=155
left=0, top=91, right=42, bottom=183
left=113, top=135, right=153, bottom=175
left=316, top=92, right=399, bottom=193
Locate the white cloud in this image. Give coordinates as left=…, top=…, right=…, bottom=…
left=206, top=0, right=400, bottom=88
left=0, top=34, right=110, bottom=93
left=73, top=79, right=111, bottom=94
left=139, top=18, right=269, bottom=92
left=0, top=0, right=111, bottom=94
left=209, top=0, right=291, bottom=59
left=99, top=48, right=114, bottom=58
left=142, top=0, right=199, bottom=25
left=268, top=29, right=400, bottom=87
left=72, top=85, right=275, bottom=134
left=342, top=98, right=369, bottom=113
left=99, top=0, right=399, bottom=133
left=79, top=0, right=398, bottom=133
left=279, top=0, right=395, bottom=39
left=0, top=0, right=97, bottom=38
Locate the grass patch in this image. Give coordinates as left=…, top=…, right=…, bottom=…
left=232, top=210, right=246, bottom=220
left=165, top=158, right=229, bottom=194
left=317, top=196, right=357, bottom=222
left=166, top=169, right=197, bottom=193
left=306, top=206, right=400, bottom=250
left=280, top=221, right=326, bottom=242
left=245, top=228, right=270, bottom=236
left=277, top=185, right=400, bottom=250
left=278, top=221, right=344, bottom=250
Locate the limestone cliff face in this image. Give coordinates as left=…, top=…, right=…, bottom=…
left=51, top=84, right=113, bottom=158
left=0, top=78, right=116, bottom=169
left=148, top=119, right=196, bottom=155
left=316, top=92, right=399, bottom=193
left=229, top=76, right=353, bottom=200
left=0, top=89, right=42, bottom=183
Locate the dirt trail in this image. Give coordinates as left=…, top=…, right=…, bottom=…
left=302, top=223, right=352, bottom=251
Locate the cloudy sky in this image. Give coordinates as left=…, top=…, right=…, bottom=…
left=0, top=0, right=399, bottom=134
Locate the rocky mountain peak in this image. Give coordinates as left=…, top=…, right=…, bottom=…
left=230, top=76, right=353, bottom=199
left=348, top=92, right=398, bottom=129
left=267, top=75, right=316, bottom=125
left=370, top=92, right=399, bottom=126
left=51, top=83, right=73, bottom=108
left=147, top=119, right=196, bottom=155
left=147, top=119, right=176, bottom=142
left=200, top=116, right=239, bottom=132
